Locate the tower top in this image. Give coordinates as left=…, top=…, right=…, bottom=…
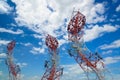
left=45, top=34, right=58, bottom=51
left=67, top=11, right=86, bottom=35
left=7, top=40, right=16, bottom=54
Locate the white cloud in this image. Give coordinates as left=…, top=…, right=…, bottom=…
left=11, top=0, right=118, bottom=45
left=61, top=64, right=84, bottom=80
left=104, top=56, right=120, bottom=65
left=0, top=0, right=13, bottom=14
left=0, top=53, right=6, bottom=58
left=9, top=23, right=17, bottom=27
left=20, top=42, right=32, bottom=46
left=102, top=50, right=113, bottom=55
left=58, top=39, right=67, bottom=47
left=99, top=39, right=120, bottom=50
left=11, top=0, right=106, bottom=38
left=0, top=40, right=10, bottom=45
left=61, top=63, right=104, bottom=80
left=0, top=28, right=24, bottom=34
left=21, top=75, right=40, bottom=80
left=30, top=47, right=45, bottom=54
left=29, top=76, right=40, bottom=80
left=33, top=34, right=44, bottom=39
left=116, top=5, right=120, bottom=12
left=61, top=61, right=118, bottom=80
left=24, top=43, right=32, bottom=46
left=84, top=24, right=118, bottom=42
left=16, top=62, right=27, bottom=68
left=19, top=74, right=25, bottom=80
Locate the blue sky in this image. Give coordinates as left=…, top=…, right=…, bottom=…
left=0, top=0, right=120, bottom=80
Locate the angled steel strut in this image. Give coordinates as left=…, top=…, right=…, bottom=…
left=41, top=34, right=63, bottom=80
left=6, top=41, right=21, bottom=80
left=67, top=11, right=105, bottom=80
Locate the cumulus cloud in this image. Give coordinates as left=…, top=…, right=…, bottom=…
left=0, top=53, right=6, bottom=58
left=30, top=47, right=45, bottom=54
left=62, top=63, right=104, bottom=80
left=99, top=39, right=120, bottom=50
left=104, top=56, right=120, bottom=65
left=24, top=43, right=32, bottom=46
left=84, top=24, right=119, bottom=42
left=116, top=5, right=120, bottom=12
left=10, top=0, right=118, bottom=44
left=11, top=0, right=106, bottom=37
left=20, top=42, right=32, bottom=47
left=58, top=39, right=67, bottom=47
left=31, top=34, right=47, bottom=54
left=33, top=34, right=43, bottom=39
left=29, top=76, right=40, bottom=80
left=61, top=64, right=84, bottom=80
left=21, top=75, right=40, bottom=80
left=102, top=50, right=113, bottom=55
left=16, top=62, right=27, bottom=68
left=0, top=28, right=24, bottom=34
left=0, top=0, right=13, bottom=14
left=0, top=40, right=10, bottom=45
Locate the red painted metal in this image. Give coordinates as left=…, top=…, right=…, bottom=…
left=41, top=34, right=63, bottom=80
left=7, top=40, right=16, bottom=54
left=67, top=11, right=86, bottom=35
left=67, top=11, right=105, bottom=80
left=6, top=41, right=21, bottom=80
left=46, top=34, right=58, bottom=52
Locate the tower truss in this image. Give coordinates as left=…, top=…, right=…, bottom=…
left=41, top=34, right=63, bottom=80
left=67, top=10, right=112, bottom=80
left=5, top=41, right=21, bottom=80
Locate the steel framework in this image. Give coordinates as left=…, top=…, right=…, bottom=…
left=5, top=41, right=21, bottom=80
left=41, top=34, right=63, bottom=80
left=67, top=10, right=106, bottom=80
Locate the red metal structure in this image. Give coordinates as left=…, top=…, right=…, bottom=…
left=6, top=41, right=21, bottom=80
left=41, top=34, right=63, bottom=80
left=67, top=11, right=106, bottom=80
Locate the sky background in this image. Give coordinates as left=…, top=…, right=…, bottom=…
left=0, top=0, right=120, bottom=80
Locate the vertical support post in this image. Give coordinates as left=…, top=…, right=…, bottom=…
left=6, top=41, right=21, bottom=80
left=67, top=11, right=104, bottom=80
left=41, top=34, right=63, bottom=80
